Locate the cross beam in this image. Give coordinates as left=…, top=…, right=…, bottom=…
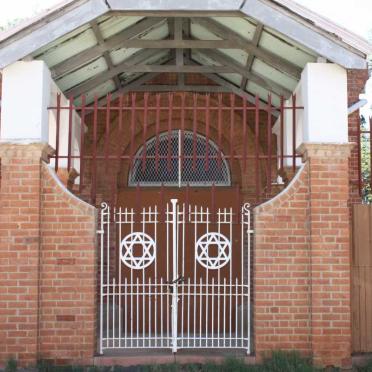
left=197, top=49, right=291, bottom=97
left=51, top=17, right=166, bottom=78
left=191, top=17, right=302, bottom=79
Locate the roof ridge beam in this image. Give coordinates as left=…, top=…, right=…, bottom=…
left=51, top=17, right=166, bottom=78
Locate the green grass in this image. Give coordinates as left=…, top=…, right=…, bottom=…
left=11, top=352, right=371, bottom=372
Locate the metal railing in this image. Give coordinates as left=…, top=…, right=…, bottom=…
left=48, top=92, right=304, bottom=206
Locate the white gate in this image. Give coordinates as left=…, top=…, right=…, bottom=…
left=98, top=199, right=252, bottom=353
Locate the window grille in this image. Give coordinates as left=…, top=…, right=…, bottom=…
left=128, top=130, right=231, bottom=187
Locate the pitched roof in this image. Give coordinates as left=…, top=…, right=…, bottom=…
left=0, top=0, right=370, bottom=105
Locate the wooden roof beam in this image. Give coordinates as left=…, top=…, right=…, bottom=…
left=191, top=17, right=302, bottom=80
left=51, top=17, right=167, bottom=78
left=90, top=20, right=121, bottom=90
left=240, top=23, right=264, bottom=89
left=197, top=49, right=292, bottom=98
left=65, top=49, right=171, bottom=97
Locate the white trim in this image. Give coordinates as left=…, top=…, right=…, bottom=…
left=0, top=0, right=109, bottom=69
left=241, top=0, right=368, bottom=69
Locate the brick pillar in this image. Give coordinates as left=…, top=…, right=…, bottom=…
left=347, top=69, right=369, bottom=204
left=0, top=143, right=53, bottom=367
left=298, top=143, right=354, bottom=368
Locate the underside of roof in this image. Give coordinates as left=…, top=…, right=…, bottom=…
left=0, top=0, right=371, bottom=107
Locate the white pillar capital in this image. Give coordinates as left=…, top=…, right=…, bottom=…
left=301, top=63, right=348, bottom=143
left=0, top=60, right=52, bottom=142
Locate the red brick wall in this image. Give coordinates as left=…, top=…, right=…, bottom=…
left=347, top=69, right=369, bottom=204
left=0, top=144, right=49, bottom=366
left=254, top=163, right=311, bottom=356
left=254, top=143, right=354, bottom=368
left=39, top=163, right=97, bottom=364
left=0, top=144, right=97, bottom=367
left=303, top=144, right=353, bottom=368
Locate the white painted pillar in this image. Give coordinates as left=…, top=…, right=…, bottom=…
left=1, top=60, right=52, bottom=142
left=301, top=63, right=348, bottom=143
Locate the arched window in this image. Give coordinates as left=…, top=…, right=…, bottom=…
left=128, top=130, right=231, bottom=187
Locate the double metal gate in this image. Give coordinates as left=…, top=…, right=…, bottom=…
left=99, top=199, right=252, bottom=353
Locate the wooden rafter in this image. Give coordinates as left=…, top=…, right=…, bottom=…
left=240, top=23, right=264, bottom=89
left=197, top=49, right=291, bottom=97
left=90, top=20, right=121, bottom=90
left=65, top=49, right=171, bottom=97
left=51, top=17, right=166, bottom=78
left=191, top=17, right=302, bottom=79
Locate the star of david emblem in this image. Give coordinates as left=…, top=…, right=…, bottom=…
left=196, top=232, right=231, bottom=270
left=120, top=232, right=156, bottom=270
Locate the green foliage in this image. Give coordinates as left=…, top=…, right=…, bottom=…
left=260, top=351, right=316, bottom=372
left=5, top=357, right=17, bottom=372
left=357, top=360, right=372, bottom=372
left=361, top=115, right=372, bottom=203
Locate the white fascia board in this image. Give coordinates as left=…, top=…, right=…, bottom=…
left=107, top=0, right=242, bottom=11
left=0, top=0, right=109, bottom=69
left=241, top=0, right=368, bottom=69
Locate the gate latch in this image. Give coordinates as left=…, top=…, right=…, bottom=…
left=167, top=276, right=185, bottom=285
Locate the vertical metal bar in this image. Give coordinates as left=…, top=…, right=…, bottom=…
left=155, top=94, right=161, bottom=173
left=170, top=199, right=178, bottom=353
left=247, top=206, right=251, bottom=354
left=217, top=208, right=221, bottom=347
left=243, top=97, right=247, bottom=172
left=106, top=206, right=110, bottom=348
left=167, top=93, right=173, bottom=173
left=118, top=207, right=122, bottom=349
left=267, top=94, right=272, bottom=195
left=205, top=94, right=210, bottom=171
left=230, top=93, right=235, bottom=167
left=67, top=96, right=73, bottom=171
left=142, top=205, right=146, bottom=347
left=229, top=207, right=233, bottom=346
left=55, top=93, right=61, bottom=172
left=211, top=276, right=215, bottom=347
left=130, top=208, right=134, bottom=347
left=149, top=276, right=152, bottom=346
left=211, top=183, right=216, bottom=224
left=166, top=203, right=170, bottom=346
left=104, top=93, right=111, bottom=175
left=79, top=95, right=86, bottom=193
left=235, top=185, right=240, bottom=224
left=154, top=205, right=158, bottom=347
left=130, top=93, right=136, bottom=168
left=255, top=95, right=260, bottom=203
left=193, top=205, right=197, bottom=347
left=181, top=92, right=186, bottom=175
left=118, top=95, right=124, bottom=134
left=181, top=203, right=185, bottom=347
left=112, top=277, right=116, bottom=347
left=280, top=96, right=285, bottom=171
left=99, top=204, right=106, bottom=354
left=217, top=93, right=223, bottom=169
left=142, top=93, right=149, bottom=172
left=192, top=94, right=197, bottom=171
left=292, top=94, right=297, bottom=173
left=91, top=95, right=98, bottom=205
left=178, top=129, right=182, bottom=188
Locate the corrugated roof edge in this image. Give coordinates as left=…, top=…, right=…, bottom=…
left=272, top=0, right=372, bottom=56
left=0, top=0, right=370, bottom=63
